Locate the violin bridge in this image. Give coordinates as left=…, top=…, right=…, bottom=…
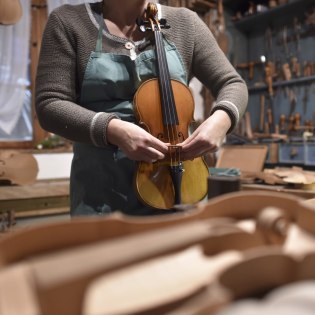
left=167, top=145, right=184, bottom=167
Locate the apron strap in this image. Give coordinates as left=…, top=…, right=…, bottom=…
left=93, top=3, right=162, bottom=54
left=94, top=7, right=108, bottom=54
left=96, top=26, right=103, bottom=54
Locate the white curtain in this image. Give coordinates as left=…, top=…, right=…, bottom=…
left=47, top=0, right=101, bottom=14
left=0, top=0, right=161, bottom=140
left=0, top=0, right=31, bottom=137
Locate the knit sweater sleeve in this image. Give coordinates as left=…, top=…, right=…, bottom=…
left=35, top=7, right=118, bottom=147
left=190, top=11, right=248, bottom=132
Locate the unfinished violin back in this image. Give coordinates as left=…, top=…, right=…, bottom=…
left=1, top=192, right=315, bottom=315
left=0, top=150, right=38, bottom=185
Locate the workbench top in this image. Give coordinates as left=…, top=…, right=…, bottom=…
left=1, top=179, right=315, bottom=218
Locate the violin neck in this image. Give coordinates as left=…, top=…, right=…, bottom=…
left=154, top=30, right=179, bottom=126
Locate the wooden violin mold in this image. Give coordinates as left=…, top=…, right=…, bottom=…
left=0, top=191, right=315, bottom=315
left=0, top=150, right=38, bottom=185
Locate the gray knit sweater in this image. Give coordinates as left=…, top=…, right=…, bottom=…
left=35, top=2, right=248, bottom=148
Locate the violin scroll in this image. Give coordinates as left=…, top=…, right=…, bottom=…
left=145, top=2, right=158, bottom=19
left=136, top=2, right=170, bottom=32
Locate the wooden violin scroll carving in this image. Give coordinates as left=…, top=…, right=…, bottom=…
left=145, top=2, right=158, bottom=19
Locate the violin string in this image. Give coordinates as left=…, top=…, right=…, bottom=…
left=160, top=30, right=181, bottom=165
left=155, top=28, right=173, bottom=164
left=160, top=30, right=181, bottom=166
left=154, top=29, right=173, bottom=166
left=159, top=31, right=179, bottom=166
left=156, top=29, right=180, bottom=165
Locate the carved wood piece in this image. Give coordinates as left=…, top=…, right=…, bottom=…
left=0, top=151, right=38, bottom=185
left=0, top=0, right=22, bottom=25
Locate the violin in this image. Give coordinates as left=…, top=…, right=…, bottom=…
left=133, top=3, right=209, bottom=210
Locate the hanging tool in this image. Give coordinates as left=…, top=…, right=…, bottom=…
left=288, top=115, right=295, bottom=134
left=244, top=111, right=254, bottom=140
left=236, top=60, right=265, bottom=81
left=288, top=88, right=297, bottom=117
left=266, top=107, right=273, bottom=133
left=264, top=27, right=280, bottom=84
left=281, top=26, right=291, bottom=79
left=302, top=86, right=310, bottom=115
left=290, top=57, right=301, bottom=78
left=265, top=27, right=276, bottom=68
left=215, top=0, right=229, bottom=54
left=265, top=62, right=276, bottom=133
left=259, top=94, right=265, bottom=133
left=280, top=26, right=292, bottom=90
left=305, top=120, right=312, bottom=132
left=279, top=114, right=286, bottom=133
left=291, top=17, right=301, bottom=78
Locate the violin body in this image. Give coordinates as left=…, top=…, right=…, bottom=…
left=134, top=79, right=209, bottom=210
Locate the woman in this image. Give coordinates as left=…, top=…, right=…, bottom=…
left=35, top=0, right=248, bottom=216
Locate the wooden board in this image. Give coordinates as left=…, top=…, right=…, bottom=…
left=216, top=145, right=268, bottom=173
left=0, top=179, right=69, bottom=214
left=0, top=151, right=38, bottom=185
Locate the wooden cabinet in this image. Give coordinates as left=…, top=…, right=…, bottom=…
left=224, top=0, right=315, bottom=167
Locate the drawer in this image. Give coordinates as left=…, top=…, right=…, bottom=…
left=279, top=143, right=304, bottom=164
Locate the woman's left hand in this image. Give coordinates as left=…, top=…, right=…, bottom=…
left=179, top=110, right=232, bottom=161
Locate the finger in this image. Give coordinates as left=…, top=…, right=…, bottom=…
left=181, top=136, right=206, bottom=152
left=141, top=156, right=158, bottom=163
left=181, top=144, right=218, bottom=161
left=148, top=136, right=169, bottom=154
left=180, top=143, right=204, bottom=160
left=142, top=146, right=166, bottom=161
left=181, top=149, right=202, bottom=161
left=180, top=132, right=198, bottom=146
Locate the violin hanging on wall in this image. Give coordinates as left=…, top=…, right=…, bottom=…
left=0, top=0, right=22, bottom=25
left=133, top=3, right=209, bottom=210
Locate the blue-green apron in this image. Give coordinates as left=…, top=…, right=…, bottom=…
left=70, top=17, right=187, bottom=216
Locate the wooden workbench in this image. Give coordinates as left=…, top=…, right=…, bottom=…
left=0, top=179, right=70, bottom=218
left=242, top=183, right=315, bottom=199
left=1, top=178, right=315, bottom=220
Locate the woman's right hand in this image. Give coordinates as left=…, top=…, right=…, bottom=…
left=107, top=119, right=169, bottom=163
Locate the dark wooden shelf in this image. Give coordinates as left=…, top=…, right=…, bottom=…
left=230, top=0, right=315, bottom=33
left=223, top=0, right=264, bottom=13
left=248, top=75, right=315, bottom=93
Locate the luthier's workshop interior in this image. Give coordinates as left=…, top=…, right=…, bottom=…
left=0, top=0, right=315, bottom=314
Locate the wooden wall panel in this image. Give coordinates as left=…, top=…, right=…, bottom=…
left=31, top=0, right=49, bottom=147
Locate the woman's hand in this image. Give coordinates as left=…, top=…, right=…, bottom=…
left=107, top=119, right=169, bottom=163
left=179, top=110, right=232, bottom=161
